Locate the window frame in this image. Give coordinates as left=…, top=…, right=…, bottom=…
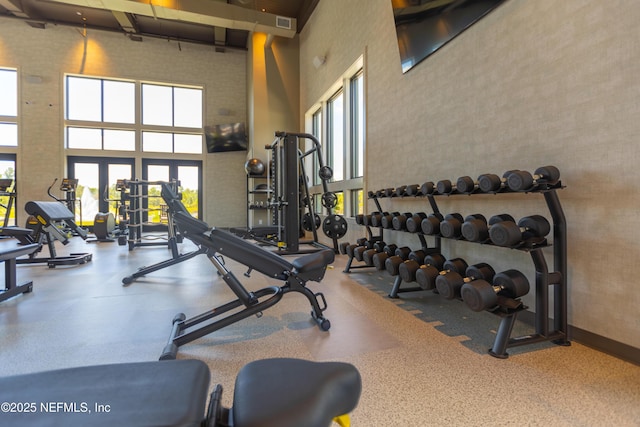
left=0, top=67, right=19, bottom=148
left=304, top=56, right=365, bottom=218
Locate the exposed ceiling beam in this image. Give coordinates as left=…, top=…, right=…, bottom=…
left=45, top=0, right=297, bottom=37
left=111, top=10, right=137, bottom=32
left=213, top=25, right=226, bottom=46
left=0, top=0, right=30, bottom=18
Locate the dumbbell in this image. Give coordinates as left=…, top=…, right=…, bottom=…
left=339, top=241, right=351, bottom=255
left=477, top=170, right=520, bottom=193
left=419, top=181, right=435, bottom=196
left=399, top=253, right=446, bottom=283
left=461, top=269, right=530, bottom=312
left=461, top=214, right=515, bottom=242
left=382, top=188, right=394, bottom=197
left=416, top=257, right=468, bottom=291
left=440, top=213, right=466, bottom=238
left=371, top=244, right=399, bottom=270
left=345, top=237, right=370, bottom=258
left=392, top=212, right=413, bottom=231
left=384, top=246, right=413, bottom=276
left=489, top=215, right=551, bottom=247
left=456, top=176, right=479, bottom=194
left=420, top=213, right=444, bottom=235
left=367, top=190, right=376, bottom=199
left=404, top=184, right=421, bottom=196
left=355, top=214, right=365, bottom=226
left=361, top=241, right=387, bottom=266
left=368, top=212, right=387, bottom=228
left=406, top=212, right=427, bottom=233
left=352, top=239, right=378, bottom=262
left=435, top=262, right=496, bottom=300
left=380, top=212, right=401, bottom=229
left=360, top=213, right=373, bottom=227
left=436, top=179, right=457, bottom=195
left=394, top=185, right=407, bottom=197
left=507, top=166, right=560, bottom=191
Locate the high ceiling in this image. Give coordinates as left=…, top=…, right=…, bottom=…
left=0, top=0, right=319, bottom=50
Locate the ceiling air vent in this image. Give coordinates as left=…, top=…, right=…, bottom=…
left=276, top=16, right=292, bottom=30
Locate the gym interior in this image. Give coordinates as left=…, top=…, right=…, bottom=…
left=0, top=0, right=639, bottom=426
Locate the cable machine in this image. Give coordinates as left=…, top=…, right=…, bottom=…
left=266, top=131, right=347, bottom=254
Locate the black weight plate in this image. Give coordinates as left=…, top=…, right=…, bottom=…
left=322, top=214, right=348, bottom=239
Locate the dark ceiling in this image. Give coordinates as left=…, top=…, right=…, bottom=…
left=0, top=0, right=319, bottom=50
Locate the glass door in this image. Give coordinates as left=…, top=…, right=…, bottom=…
left=0, top=154, right=16, bottom=227
left=142, top=159, right=202, bottom=230
left=67, top=156, right=135, bottom=228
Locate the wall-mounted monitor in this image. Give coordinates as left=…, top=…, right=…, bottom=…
left=392, top=0, right=508, bottom=73
left=205, top=122, right=248, bottom=153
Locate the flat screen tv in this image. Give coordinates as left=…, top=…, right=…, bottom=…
left=392, top=0, right=508, bottom=73
left=205, top=122, right=248, bottom=153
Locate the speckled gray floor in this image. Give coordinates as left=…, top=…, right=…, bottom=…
left=1, top=235, right=638, bottom=426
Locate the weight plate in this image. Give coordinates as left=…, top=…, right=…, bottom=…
left=322, top=214, right=348, bottom=239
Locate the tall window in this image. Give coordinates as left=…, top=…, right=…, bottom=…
left=327, top=90, right=344, bottom=182
left=64, top=75, right=203, bottom=154
left=141, top=83, right=203, bottom=154
left=0, top=68, right=18, bottom=147
left=65, top=76, right=136, bottom=150
left=351, top=70, right=364, bottom=179
left=305, top=56, right=365, bottom=218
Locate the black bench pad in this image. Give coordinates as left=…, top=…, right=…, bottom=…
left=0, top=360, right=210, bottom=427
left=233, top=358, right=362, bottom=427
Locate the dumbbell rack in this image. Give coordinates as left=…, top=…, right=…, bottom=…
left=364, top=179, right=569, bottom=358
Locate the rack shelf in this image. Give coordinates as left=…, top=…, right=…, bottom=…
left=350, top=178, right=569, bottom=358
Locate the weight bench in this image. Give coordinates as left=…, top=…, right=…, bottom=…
left=0, top=358, right=362, bottom=427
left=0, top=238, right=39, bottom=302
left=143, top=184, right=334, bottom=360
left=12, top=201, right=93, bottom=267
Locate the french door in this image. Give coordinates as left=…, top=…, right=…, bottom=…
left=141, top=159, right=202, bottom=230
left=67, top=156, right=135, bottom=227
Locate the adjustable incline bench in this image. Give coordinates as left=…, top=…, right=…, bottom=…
left=1, top=201, right=92, bottom=267
left=0, top=357, right=362, bottom=427
left=152, top=184, right=334, bottom=360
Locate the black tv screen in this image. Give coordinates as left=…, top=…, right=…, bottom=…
left=205, top=122, right=248, bottom=153
left=392, top=0, right=508, bottom=73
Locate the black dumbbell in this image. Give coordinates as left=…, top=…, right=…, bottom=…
left=371, top=244, right=399, bottom=270
left=440, top=213, right=466, bottom=238
left=360, top=213, right=374, bottom=227
left=345, top=238, right=369, bottom=258
left=461, top=214, right=515, bottom=242
left=382, top=188, right=396, bottom=197
left=477, top=170, right=520, bottom=193
left=339, top=241, right=351, bottom=255
left=461, top=269, right=530, bottom=312
left=416, top=257, right=468, bottom=291
left=456, top=176, right=479, bottom=194
left=355, top=214, right=365, bottom=226
left=406, top=212, right=427, bottom=233
left=384, top=247, right=413, bottom=276
left=380, top=212, right=401, bottom=229
left=394, top=186, right=407, bottom=197
left=435, top=262, right=496, bottom=300
left=392, top=212, right=413, bottom=231
left=420, top=213, right=444, bottom=235
left=369, top=212, right=388, bottom=228
left=362, top=241, right=387, bottom=266
left=367, top=191, right=376, bottom=199
left=489, top=215, right=551, bottom=247
left=419, top=181, right=435, bottom=196
left=376, top=189, right=387, bottom=198
left=404, top=184, right=421, bottom=196
left=436, top=179, right=457, bottom=195
left=507, top=166, right=560, bottom=191
left=399, top=253, right=446, bottom=283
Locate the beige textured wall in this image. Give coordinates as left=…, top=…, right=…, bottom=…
left=0, top=17, right=247, bottom=227
left=300, top=0, right=640, bottom=349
